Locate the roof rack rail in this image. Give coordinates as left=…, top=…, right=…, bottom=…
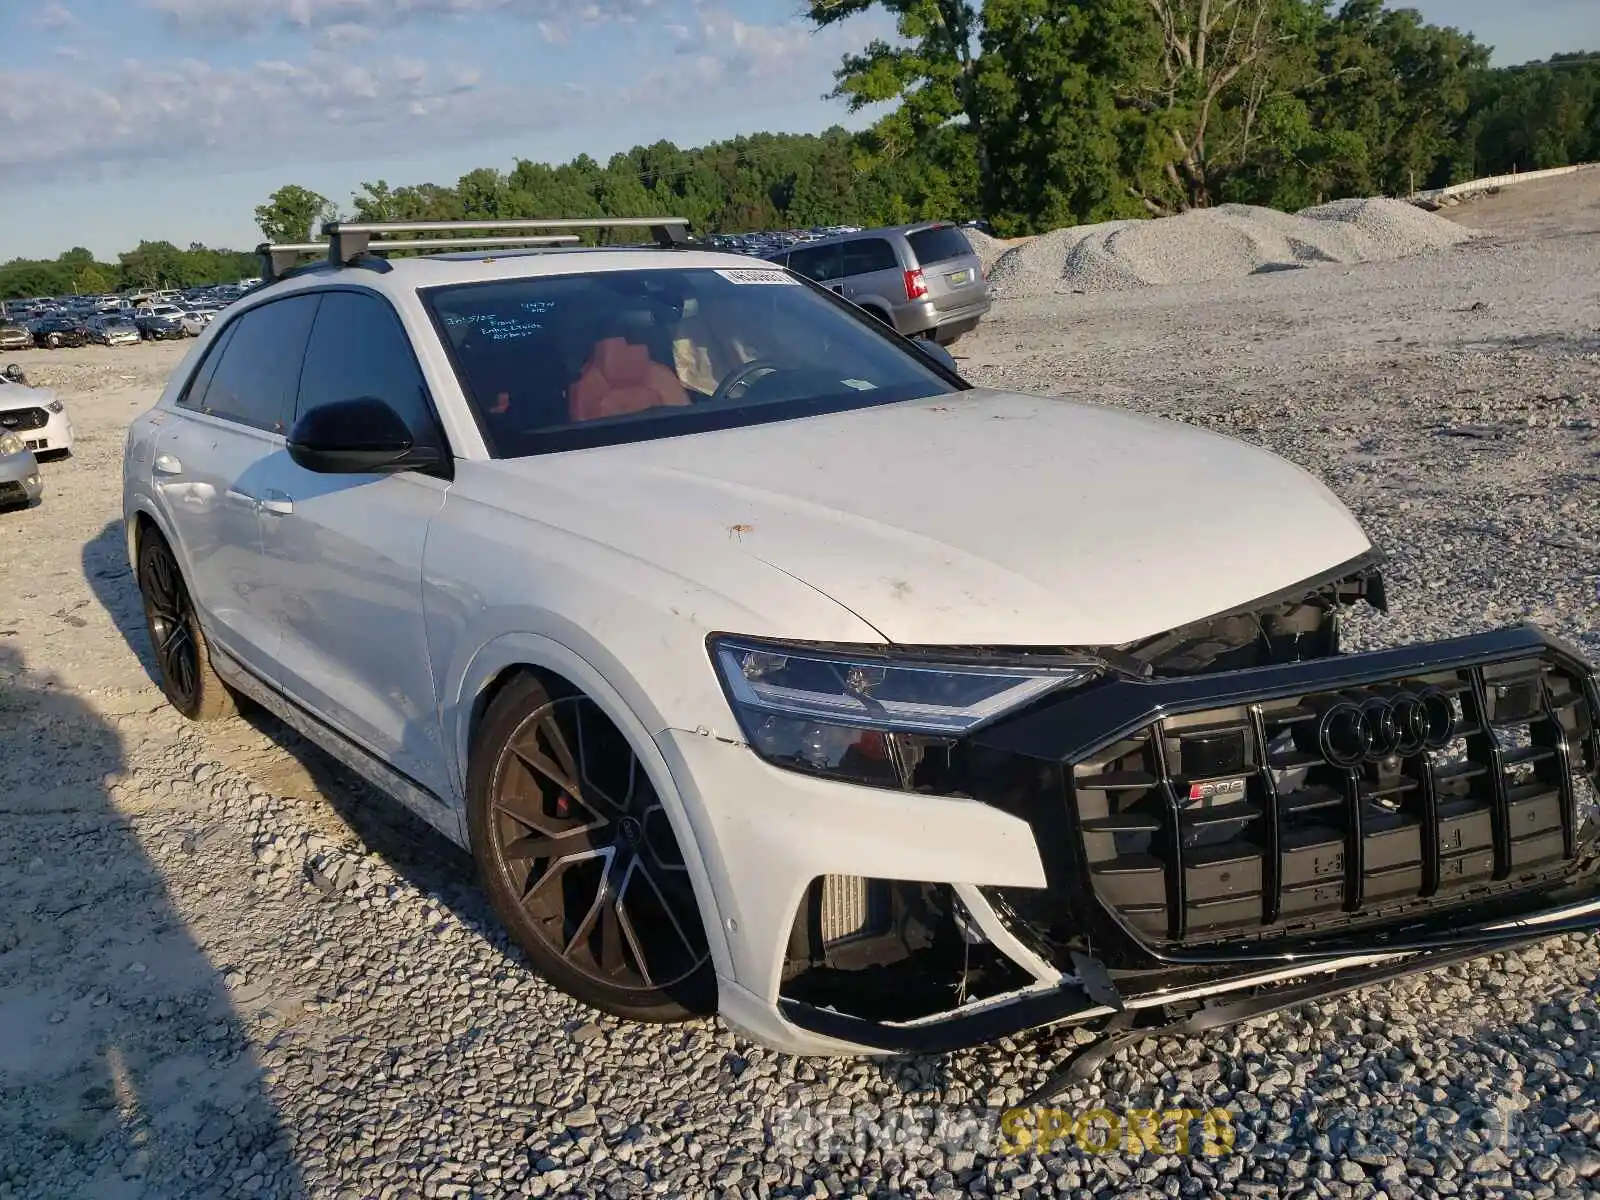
left=256, top=216, right=693, bottom=284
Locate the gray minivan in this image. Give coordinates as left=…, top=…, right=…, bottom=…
left=764, top=223, right=991, bottom=345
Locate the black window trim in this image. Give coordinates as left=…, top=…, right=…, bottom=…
left=175, top=317, right=242, bottom=414
left=416, top=265, right=971, bottom=460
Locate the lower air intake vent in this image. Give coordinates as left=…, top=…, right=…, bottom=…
left=818, top=874, right=890, bottom=946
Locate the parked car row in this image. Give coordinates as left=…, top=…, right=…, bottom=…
left=704, top=224, right=865, bottom=257
left=1, top=281, right=246, bottom=349
left=0, top=301, right=225, bottom=348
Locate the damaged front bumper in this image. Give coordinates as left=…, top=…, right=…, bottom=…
left=676, top=624, right=1600, bottom=1056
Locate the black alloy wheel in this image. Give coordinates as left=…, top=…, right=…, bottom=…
left=136, top=534, right=235, bottom=721
left=470, top=675, right=713, bottom=1020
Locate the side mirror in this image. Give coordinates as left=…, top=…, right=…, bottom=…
left=286, top=396, right=441, bottom=475
left=910, top=337, right=959, bottom=375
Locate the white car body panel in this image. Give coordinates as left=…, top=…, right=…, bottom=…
left=117, top=244, right=1495, bottom=1058
left=152, top=412, right=280, bottom=679
left=256, top=465, right=453, bottom=798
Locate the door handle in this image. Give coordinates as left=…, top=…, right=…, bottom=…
left=153, top=453, right=182, bottom=476
left=259, top=490, right=294, bottom=516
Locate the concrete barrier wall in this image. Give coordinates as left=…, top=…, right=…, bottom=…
left=1415, top=163, right=1596, bottom=201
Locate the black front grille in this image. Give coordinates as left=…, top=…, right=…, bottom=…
left=1075, top=657, right=1595, bottom=947
left=0, top=480, right=26, bottom=502
left=0, top=408, right=48, bottom=432
left=971, top=628, right=1600, bottom=967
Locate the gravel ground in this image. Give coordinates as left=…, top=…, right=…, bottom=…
left=2, top=176, right=1599, bottom=1199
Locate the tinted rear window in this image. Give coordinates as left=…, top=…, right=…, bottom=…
left=843, top=238, right=900, bottom=275
left=906, top=226, right=974, bottom=266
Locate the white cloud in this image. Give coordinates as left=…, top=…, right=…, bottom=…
left=142, top=0, right=657, bottom=38
left=34, top=2, right=78, bottom=30
left=648, top=7, right=862, bottom=106
left=1, top=6, right=892, bottom=186
left=0, top=53, right=553, bottom=183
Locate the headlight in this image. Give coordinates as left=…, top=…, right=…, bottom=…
left=0, top=432, right=25, bottom=456
left=710, top=635, right=1099, bottom=790
left=45, top=398, right=64, bottom=414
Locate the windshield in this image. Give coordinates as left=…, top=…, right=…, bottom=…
left=424, top=266, right=959, bottom=457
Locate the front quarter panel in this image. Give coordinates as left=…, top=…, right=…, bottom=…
left=423, top=468, right=888, bottom=987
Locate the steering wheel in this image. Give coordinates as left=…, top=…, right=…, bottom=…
left=709, top=360, right=784, bottom=405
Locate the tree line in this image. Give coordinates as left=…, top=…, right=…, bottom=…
left=6, top=0, right=1597, bottom=300
left=807, top=0, right=1599, bottom=232
left=249, top=2, right=1599, bottom=244
left=0, top=243, right=260, bottom=303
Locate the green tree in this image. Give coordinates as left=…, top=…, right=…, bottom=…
left=254, top=184, right=338, bottom=244
left=118, top=241, right=189, bottom=289
left=808, top=0, right=990, bottom=205
left=978, top=0, right=1160, bottom=231
left=73, top=264, right=113, bottom=294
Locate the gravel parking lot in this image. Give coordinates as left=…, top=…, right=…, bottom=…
left=2, top=175, right=1598, bottom=1200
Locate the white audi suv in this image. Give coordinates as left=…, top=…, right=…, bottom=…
left=121, top=218, right=1600, bottom=1060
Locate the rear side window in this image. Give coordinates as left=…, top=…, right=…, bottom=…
left=178, top=321, right=239, bottom=412
left=843, top=239, right=900, bottom=275
left=786, top=243, right=844, bottom=283
left=296, top=291, right=443, bottom=451
left=192, top=295, right=320, bottom=432
left=906, top=226, right=975, bottom=266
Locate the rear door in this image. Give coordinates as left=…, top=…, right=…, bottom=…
left=906, top=225, right=987, bottom=313
left=840, top=236, right=907, bottom=313
left=252, top=289, right=454, bottom=798
left=155, top=294, right=320, bottom=682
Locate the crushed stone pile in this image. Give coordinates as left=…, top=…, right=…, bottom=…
left=988, top=197, right=1473, bottom=299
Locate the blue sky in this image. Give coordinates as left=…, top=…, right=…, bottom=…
left=2, top=0, right=1595, bottom=262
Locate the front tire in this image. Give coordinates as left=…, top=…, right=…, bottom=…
left=136, top=532, right=236, bottom=721
left=468, top=673, right=714, bottom=1021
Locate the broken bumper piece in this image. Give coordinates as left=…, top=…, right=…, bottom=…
left=758, top=625, right=1600, bottom=1055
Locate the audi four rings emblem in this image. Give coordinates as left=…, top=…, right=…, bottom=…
left=1314, top=688, right=1457, bottom=767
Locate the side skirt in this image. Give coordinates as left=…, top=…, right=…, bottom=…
left=210, top=649, right=470, bottom=849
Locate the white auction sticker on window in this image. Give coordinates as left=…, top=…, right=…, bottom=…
left=715, top=268, right=799, bottom=285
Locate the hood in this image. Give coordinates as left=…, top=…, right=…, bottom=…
left=0, top=383, right=56, bottom=411
left=487, top=389, right=1373, bottom=646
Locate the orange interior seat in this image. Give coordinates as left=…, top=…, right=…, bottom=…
left=568, top=337, right=691, bottom=422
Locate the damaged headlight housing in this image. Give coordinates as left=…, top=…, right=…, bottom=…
left=710, top=635, right=1099, bottom=790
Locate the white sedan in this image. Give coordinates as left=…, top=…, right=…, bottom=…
left=120, top=220, right=1600, bottom=1058
left=0, top=373, right=73, bottom=458
left=179, top=306, right=220, bottom=337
